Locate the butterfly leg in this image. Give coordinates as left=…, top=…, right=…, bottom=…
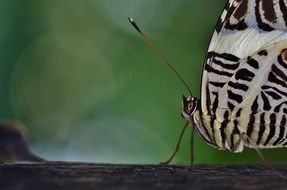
left=231, top=133, right=287, bottom=179
left=160, top=122, right=189, bottom=165
left=230, top=133, right=245, bottom=152
left=243, top=133, right=287, bottom=181
left=230, top=133, right=287, bottom=180
left=190, top=126, right=195, bottom=165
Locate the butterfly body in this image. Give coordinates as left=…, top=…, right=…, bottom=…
left=182, top=0, right=287, bottom=153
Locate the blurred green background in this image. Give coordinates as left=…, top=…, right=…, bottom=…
left=1, top=0, right=286, bottom=164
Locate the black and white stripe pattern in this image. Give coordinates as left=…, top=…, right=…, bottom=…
left=215, top=0, right=287, bottom=34
left=199, top=46, right=287, bottom=151
left=194, top=0, right=287, bottom=152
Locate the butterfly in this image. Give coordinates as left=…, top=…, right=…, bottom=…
left=181, top=0, right=287, bottom=153
left=129, top=0, right=287, bottom=165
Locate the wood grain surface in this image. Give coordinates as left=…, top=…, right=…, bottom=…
left=0, top=162, right=286, bottom=190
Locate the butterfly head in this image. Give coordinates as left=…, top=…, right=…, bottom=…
left=181, top=95, right=198, bottom=120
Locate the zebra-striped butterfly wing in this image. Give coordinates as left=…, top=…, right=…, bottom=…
left=129, top=0, right=287, bottom=165
left=182, top=0, right=287, bottom=153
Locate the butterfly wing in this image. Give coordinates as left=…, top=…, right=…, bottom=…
left=208, top=0, right=287, bottom=57
left=202, top=0, right=287, bottom=115
left=218, top=40, right=287, bottom=148
left=200, top=0, right=287, bottom=149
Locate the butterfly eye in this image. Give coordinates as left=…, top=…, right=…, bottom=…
left=182, top=97, right=197, bottom=116
left=188, top=103, right=193, bottom=110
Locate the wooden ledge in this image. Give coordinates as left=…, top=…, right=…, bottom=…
left=0, top=162, right=286, bottom=190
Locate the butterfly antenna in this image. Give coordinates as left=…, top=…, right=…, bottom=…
left=128, top=17, right=193, bottom=96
